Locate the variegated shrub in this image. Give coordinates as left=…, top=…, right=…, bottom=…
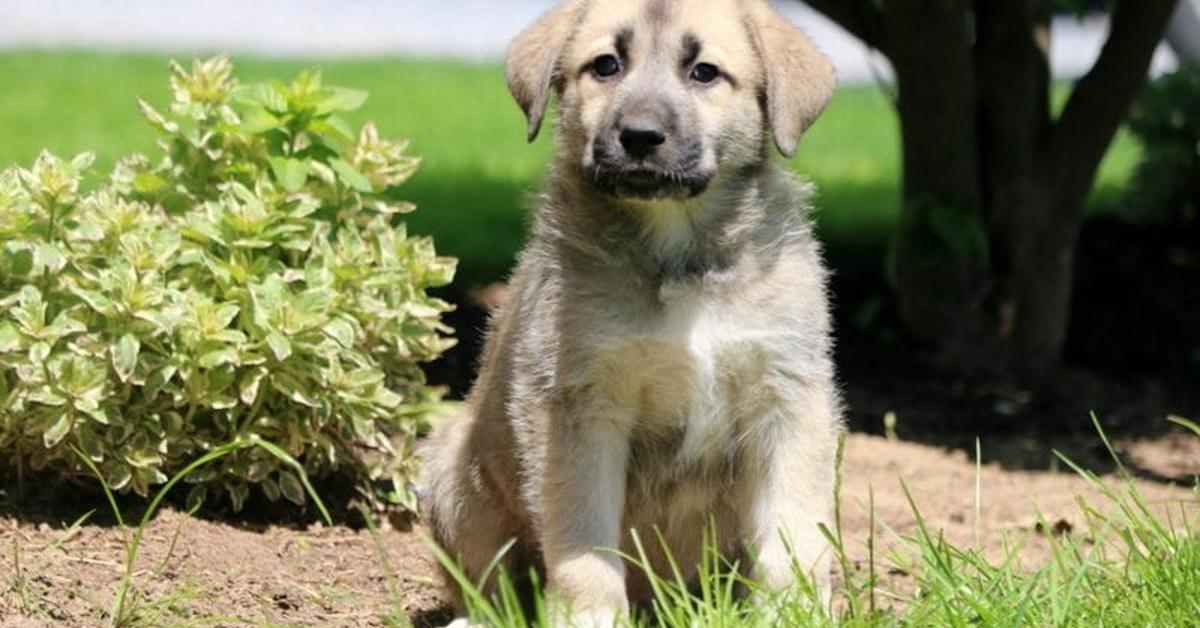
left=0, top=57, right=455, bottom=513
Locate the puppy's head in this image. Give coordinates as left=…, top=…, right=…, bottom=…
left=507, top=0, right=834, bottom=202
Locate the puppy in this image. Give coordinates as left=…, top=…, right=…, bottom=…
left=422, top=0, right=841, bottom=624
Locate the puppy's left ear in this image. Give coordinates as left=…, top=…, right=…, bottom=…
left=748, top=1, right=836, bottom=158
left=506, top=1, right=584, bottom=142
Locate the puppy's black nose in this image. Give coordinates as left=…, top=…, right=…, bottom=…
left=619, top=125, right=667, bottom=159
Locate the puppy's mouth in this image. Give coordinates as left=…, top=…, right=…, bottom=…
left=590, top=167, right=711, bottom=200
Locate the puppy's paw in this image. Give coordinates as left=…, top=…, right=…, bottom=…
left=562, top=607, right=622, bottom=628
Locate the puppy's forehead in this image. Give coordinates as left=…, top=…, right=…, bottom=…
left=571, top=0, right=758, bottom=62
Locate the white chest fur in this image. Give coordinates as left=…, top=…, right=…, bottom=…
left=586, top=284, right=775, bottom=465
left=657, top=289, right=731, bottom=461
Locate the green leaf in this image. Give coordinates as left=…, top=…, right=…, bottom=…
left=132, top=171, right=167, bottom=195
left=269, top=156, right=308, bottom=192
left=271, top=371, right=317, bottom=407
left=43, top=411, right=72, bottom=448
left=262, top=477, right=281, bottom=502
left=234, top=82, right=288, bottom=114
left=106, top=465, right=132, bottom=491
left=317, top=87, right=368, bottom=113
left=246, top=459, right=273, bottom=483
left=198, top=347, right=239, bottom=369
left=34, top=243, right=67, bottom=273
left=28, top=341, right=50, bottom=364
left=77, top=426, right=105, bottom=461
left=351, top=412, right=375, bottom=441
left=0, top=322, right=20, bottom=352
left=227, top=482, right=250, bottom=512
left=278, top=470, right=306, bottom=506
left=13, top=286, right=46, bottom=333
left=205, top=366, right=237, bottom=394
left=265, top=331, right=292, bottom=361
left=83, top=405, right=112, bottom=425
left=112, top=333, right=140, bottom=383
left=330, top=158, right=373, bottom=193
left=144, top=364, right=178, bottom=399
left=318, top=116, right=357, bottom=144
left=44, top=313, right=86, bottom=341
left=373, top=387, right=404, bottom=409
left=239, top=367, right=268, bottom=406
left=238, top=104, right=281, bottom=134
left=73, top=289, right=115, bottom=315
left=323, top=317, right=355, bottom=348
left=151, top=229, right=182, bottom=264
left=124, top=447, right=163, bottom=469
left=214, top=303, right=241, bottom=329
left=27, top=386, right=67, bottom=406
left=8, top=248, right=33, bottom=277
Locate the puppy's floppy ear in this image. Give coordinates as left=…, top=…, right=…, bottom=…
left=506, top=1, right=583, bottom=142
left=747, top=1, right=836, bottom=158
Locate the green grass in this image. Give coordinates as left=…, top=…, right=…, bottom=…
left=432, top=419, right=1200, bottom=628
left=0, top=51, right=1141, bottom=287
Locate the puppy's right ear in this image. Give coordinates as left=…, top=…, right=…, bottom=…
left=506, top=1, right=583, bottom=142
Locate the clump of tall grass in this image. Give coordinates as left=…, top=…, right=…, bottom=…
left=75, top=437, right=331, bottom=627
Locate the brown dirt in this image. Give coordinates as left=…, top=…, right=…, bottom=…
left=837, top=427, right=1198, bottom=604
left=2, top=429, right=1195, bottom=627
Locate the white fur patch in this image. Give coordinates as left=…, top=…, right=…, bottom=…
left=655, top=282, right=779, bottom=465
left=658, top=291, right=725, bottom=462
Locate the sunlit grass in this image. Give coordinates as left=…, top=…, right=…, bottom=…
left=426, top=418, right=1198, bottom=627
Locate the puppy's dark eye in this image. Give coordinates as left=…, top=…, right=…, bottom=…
left=592, top=54, right=621, bottom=78
left=690, top=63, right=720, bottom=84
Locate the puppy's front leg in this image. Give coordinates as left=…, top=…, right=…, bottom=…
left=542, top=400, right=629, bottom=627
left=741, top=387, right=839, bottom=601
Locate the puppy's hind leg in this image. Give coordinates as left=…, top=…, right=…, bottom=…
left=421, top=416, right=533, bottom=617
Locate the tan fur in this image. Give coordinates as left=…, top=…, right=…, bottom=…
left=423, top=1, right=840, bottom=625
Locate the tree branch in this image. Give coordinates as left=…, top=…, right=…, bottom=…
left=1045, top=0, right=1176, bottom=206
left=803, top=0, right=889, bottom=54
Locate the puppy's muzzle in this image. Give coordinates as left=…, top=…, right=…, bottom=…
left=590, top=103, right=711, bottom=200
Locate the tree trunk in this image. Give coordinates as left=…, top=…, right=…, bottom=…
left=1007, top=184, right=1081, bottom=379
left=974, top=0, right=1056, bottom=377
left=883, top=0, right=993, bottom=367
left=1012, top=0, right=1179, bottom=380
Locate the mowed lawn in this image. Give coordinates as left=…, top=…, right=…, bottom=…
left=0, top=51, right=1140, bottom=286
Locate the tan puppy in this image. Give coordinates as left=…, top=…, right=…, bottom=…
left=422, top=0, right=840, bottom=624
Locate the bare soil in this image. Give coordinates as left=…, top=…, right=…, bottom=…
left=2, top=429, right=1195, bottom=627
